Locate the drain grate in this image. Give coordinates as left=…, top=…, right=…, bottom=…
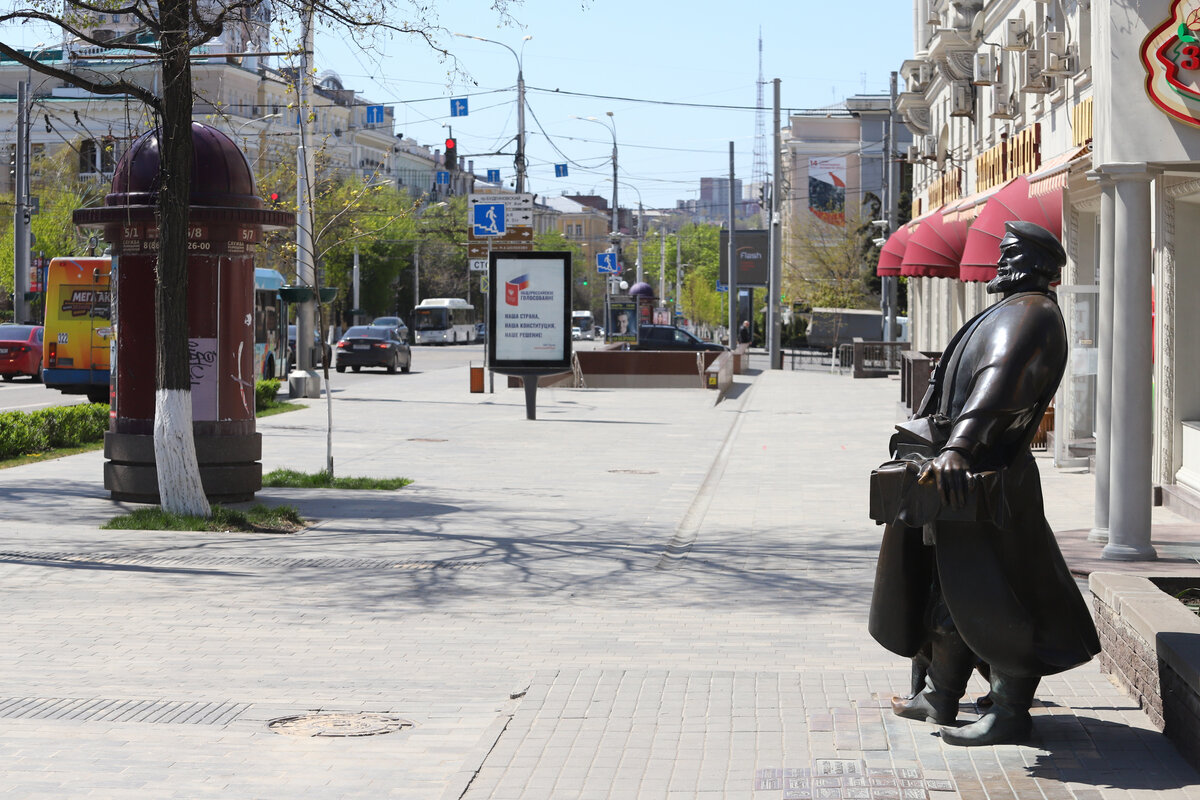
left=269, top=712, right=414, bottom=737
left=0, top=551, right=481, bottom=571
left=0, top=696, right=250, bottom=725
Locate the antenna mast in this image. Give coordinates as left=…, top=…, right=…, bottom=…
left=751, top=29, right=769, bottom=228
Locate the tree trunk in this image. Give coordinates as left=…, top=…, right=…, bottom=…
left=154, top=0, right=210, bottom=517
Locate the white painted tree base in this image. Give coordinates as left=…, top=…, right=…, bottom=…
left=153, top=389, right=211, bottom=517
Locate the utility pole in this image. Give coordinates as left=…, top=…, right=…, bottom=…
left=659, top=227, right=666, bottom=310
left=290, top=7, right=321, bottom=398
left=13, top=82, right=31, bottom=324
left=885, top=71, right=900, bottom=343
left=516, top=53, right=527, bottom=193
left=676, top=231, right=683, bottom=322
left=769, top=78, right=783, bottom=369
left=727, top=142, right=738, bottom=344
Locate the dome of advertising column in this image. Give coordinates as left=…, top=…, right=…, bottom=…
left=107, top=122, right=263, bottom=208
left=629, top=282, right=654, bottom=298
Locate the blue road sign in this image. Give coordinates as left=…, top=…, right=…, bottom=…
left=555, top=163, right=569, bottom=177
left=597, top=252, right=619, bottom=273
left=473, top=203, right=506, bottom=237
left=366, top=105, right=385, bottom=124
left=486, top=169, right=501, bottom=184
left=716, top=280, right=728, bottom=293
left=451, top=98, right=468, bottom=117
left=436, top=171, right=450, bottom=185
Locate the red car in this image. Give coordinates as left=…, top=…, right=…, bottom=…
left=0, top=324, right=44, bottom=382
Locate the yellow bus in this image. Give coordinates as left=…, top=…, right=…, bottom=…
left=42, top=256, right=112, bottom=404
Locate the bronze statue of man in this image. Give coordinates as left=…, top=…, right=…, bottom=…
left=868, top=220, right=1100, bottom=746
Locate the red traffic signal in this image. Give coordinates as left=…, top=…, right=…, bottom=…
left=267, top=191, right=282, bottom=206
left=444, top=138, right=458, bottom=171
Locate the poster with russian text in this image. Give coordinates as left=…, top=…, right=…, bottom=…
left=490, top=252, right=571, bottom=370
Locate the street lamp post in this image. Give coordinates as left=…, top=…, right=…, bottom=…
left=14, top=42, right=48, bottom=324
left=572, top=112, right=620, bottom=286
left=603, top=177, right=643, bottom=284
left=454, top=33, right=532, bottom=193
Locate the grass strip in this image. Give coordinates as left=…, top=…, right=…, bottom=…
left=103, top=503, right=305, bottom=533
left=0, top=441, right=104, bottom=469
left=257, top=402, right=304, bottom=418
left=262, top=468, right=411, bottom=490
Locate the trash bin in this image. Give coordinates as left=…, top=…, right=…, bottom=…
left=469, top=363, right=485, bottom=393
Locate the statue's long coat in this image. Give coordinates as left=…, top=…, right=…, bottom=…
left=868, top=291, right=1100, bottom=678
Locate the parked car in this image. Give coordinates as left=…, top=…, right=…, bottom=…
left=571, top=326, right=582, bottom=341
left=634, top=324, right=726, bottom=352
left=372, top=315, right=409, bottom=341
left=0, top=324, right=44, bottom=382
left=287, top=324, right=331, bottom=370
left=335, top=325, right=412, bottom=374
left=475, top=322, right=487, bottom=343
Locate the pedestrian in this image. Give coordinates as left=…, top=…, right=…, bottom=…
left=737, top=320, right=751, bottom=345
left=867, top=221, right=1100, bottom=747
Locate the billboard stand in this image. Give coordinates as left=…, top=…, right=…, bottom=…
left=487, top=251, right=573, bottom=420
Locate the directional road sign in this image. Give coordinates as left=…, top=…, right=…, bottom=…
left=716, top=280, right=728, bottom=293
left=469, top=258, right=489, bottom=272
left=451, top=98, right=468, bottom=117
left=597, top=252, right=619, bottom=273
left=473, top=203, right=506, bottom=237
left=486, top=169, right=501, bottom=183
left=436, top=171, right=450, bottom=185
left=468, top=193, right=533, bottom=227
left=555, top=164, right=568, bottom=177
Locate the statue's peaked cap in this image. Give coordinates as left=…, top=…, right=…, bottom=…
left=1004, top=221, right=1066, bottom=270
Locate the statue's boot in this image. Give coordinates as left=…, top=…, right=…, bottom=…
left=941, top=671, right=1038, bottom=747
left=891, top=684, right=959, bottom=724
left=893, top=629, right=974, bottom=725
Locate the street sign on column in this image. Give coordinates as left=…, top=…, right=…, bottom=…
left=597, top=252, right=619, bottom=273
left=473, top=203, right=506, bottom=236
left=468, top=193, right=532, bottom=226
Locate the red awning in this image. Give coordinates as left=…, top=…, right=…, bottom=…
left=900, top=209, right=968, bottom=278
left=876, top=224, right=911, bottom=276
left=960, top=176, right=1063, bottom=282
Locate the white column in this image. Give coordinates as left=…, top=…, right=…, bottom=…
left=1103, top=164, right=1157, bottom=561
left=1089, top=173, right=1115, bottom=542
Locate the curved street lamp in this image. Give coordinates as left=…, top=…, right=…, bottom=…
left=453, top=33, right=532, bottom=192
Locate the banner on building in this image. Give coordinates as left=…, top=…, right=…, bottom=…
left=808, top=156, right=846, bottom=226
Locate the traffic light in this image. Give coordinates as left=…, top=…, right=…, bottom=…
left=581, top=276, right=588, bottom=287
left=444, top=138, right=458, bottom=171
left=267, top=190, right=282, bottom=207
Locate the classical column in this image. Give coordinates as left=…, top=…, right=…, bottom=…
left=1103, top=164, right=1157, bottom=561
left=1089, top=173, right=1115, bottom=542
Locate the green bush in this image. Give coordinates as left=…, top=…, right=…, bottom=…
left=256, top=379, right=282, bottom=412
left=0, top=403, right=109, bottom=460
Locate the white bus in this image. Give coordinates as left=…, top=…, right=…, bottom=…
left=411, top=298, right=476, bottom=345
left=571, top=310, right=595, bottom=340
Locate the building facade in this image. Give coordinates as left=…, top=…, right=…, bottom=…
left=884, top=0, right=1200, bottom=560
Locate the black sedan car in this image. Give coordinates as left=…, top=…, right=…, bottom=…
left=335, top=325, right=412, bottom=373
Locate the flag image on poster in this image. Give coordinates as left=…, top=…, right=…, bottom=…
left=808, top=157, right=846, bottom=226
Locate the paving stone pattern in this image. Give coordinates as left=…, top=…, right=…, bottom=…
left=0, top=355, right=1198, bottom=798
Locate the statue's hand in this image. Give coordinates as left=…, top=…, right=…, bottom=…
left=918, top=449, right=972, bottom=509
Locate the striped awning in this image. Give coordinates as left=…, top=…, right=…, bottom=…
left=876, top=223, right=912, bottom=277
left=1027, top=145, right=1091, bottom=197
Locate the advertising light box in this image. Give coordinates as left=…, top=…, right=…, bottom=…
left=488, top=251, right=572, bottom=373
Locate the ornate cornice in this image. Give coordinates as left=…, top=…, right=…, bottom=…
left=898, top=93, right=932, bottom=135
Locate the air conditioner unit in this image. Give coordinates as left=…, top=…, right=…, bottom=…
left=1045, top=30, right=1067, bottom=57
left=991, top=97, right=1018, bottom=119
left=951, top=82, right=974, bottom=117
left=914, top=62, right=933, bottom=91
left=973, top=52, right=996, bottom=85
left=1022, top=49, right=1051, bottom=92
left=906, top=143, right=921, bottom=162
left=1043, top=52, right=1075, bottom=76
left=922, top=134, right=938, bottom=159
left=1005, top=18, right=1029, bottom=51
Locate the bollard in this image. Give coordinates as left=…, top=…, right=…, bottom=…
left=469, top=363, right=485, bottom=393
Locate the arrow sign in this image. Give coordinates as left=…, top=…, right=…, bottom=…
left=486, top=169, right=501, bottom=183
left=436, top=171, right=450, bottom=185
left=555, top=164, right=568, bottom=177
left=451, top=98, right=468, bottom=117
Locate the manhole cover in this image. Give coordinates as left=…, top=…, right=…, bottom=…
left=268, top=712, right=413, bottom=737
left=608, top=469, right=658, bottom=475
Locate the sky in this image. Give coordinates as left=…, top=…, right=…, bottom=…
left=6, top=0, right=916, bottom=210
left=316, top=0, right=917, bottom=209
